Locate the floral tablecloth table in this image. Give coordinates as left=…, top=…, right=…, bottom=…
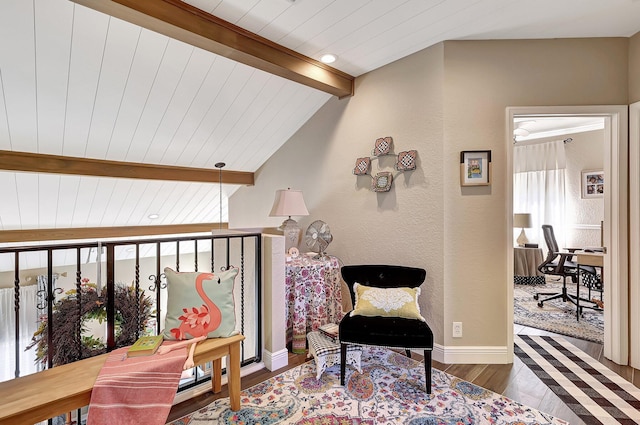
left=285, top=255, right=342, bottom=354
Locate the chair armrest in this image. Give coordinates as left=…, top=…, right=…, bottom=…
left=553, top=251, right=576, bottom=258
left=552, top=252, right=576, bottom=273
left=583, top=247, right=604, bottom=253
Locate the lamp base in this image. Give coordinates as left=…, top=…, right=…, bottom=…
left=280, top=218, right=302, bottom=252
left=516, top=228, right=529, bottom=247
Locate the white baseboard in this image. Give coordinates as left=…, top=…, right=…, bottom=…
left=263, top=348, right=289, bottom=371
left=411, top=344, right=509, bottom=364
left=436, top=343, right=510, bottom=364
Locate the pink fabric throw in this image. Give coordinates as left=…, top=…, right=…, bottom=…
left=87, top=343, right=187, bottom=425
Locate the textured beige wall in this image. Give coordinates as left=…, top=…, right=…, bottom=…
left=630, top=32, right=640, bottom=103
left=231, top=37, right=629, bottom=351
left=441, top=38, right=628, bottom=347
left=231, top=44, right=447, bottom=342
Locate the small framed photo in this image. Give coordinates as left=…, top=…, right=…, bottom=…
left=581, top=170, right=604, bottom=198
left=460, top=150, right=491, bottom=186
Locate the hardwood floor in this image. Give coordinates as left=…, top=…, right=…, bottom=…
left=168, top=325, right=639, bottom=424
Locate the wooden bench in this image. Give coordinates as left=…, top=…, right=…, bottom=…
left=0, top=334, right=244, bottom=425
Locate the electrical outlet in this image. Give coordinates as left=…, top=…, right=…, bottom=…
left=453, top=322, right=463, bottom=338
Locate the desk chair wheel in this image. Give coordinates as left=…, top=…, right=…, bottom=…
left=533, top=294, right=545, bottom=307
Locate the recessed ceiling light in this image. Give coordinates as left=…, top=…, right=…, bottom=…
left=320, top=54, right=337, bottom=64
left=148, top=213, right=159, bottom=220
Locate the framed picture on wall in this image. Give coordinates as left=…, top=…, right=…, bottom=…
left=581, top=169, right=604, bottom=198
left=460, top=150, right=491, bottom=186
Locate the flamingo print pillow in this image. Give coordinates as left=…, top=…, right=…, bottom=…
left=162, top=267, right=239, bottom=340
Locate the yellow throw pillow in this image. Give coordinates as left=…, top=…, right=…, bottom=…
left=350, top=282, right=425, bottom=321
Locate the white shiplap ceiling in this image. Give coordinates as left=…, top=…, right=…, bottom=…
left=1, top=0, right=639, bottom=236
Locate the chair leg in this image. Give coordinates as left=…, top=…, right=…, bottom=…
left=424, top=349, right=432, bottom=394
left=405, top=349, right=411, bottom=358
left=340, top=343, right=347, bottom=386
left=535, top=278, right=570, bottom=306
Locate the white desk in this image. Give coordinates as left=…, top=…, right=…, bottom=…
left=576, top=251, right=604, bottom=320
left=576, top=252, right=604, bottom=268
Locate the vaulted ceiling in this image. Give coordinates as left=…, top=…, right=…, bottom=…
left=1, top=0, right=639, bottom=243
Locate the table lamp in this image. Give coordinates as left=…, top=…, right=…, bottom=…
left=270, top=188, right=309, bottom=251
left=514, top=213, right=532, bottom=246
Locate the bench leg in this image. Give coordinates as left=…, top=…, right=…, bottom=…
left=211, top=358, right=222, bottom=394
left=228, top=342, right=241, bottom=411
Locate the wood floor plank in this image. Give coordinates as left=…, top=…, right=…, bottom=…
left=502, top=358, right=548, bottom=406
left=537, top=388, right=585, bottom=425
left=441, top=363, right=488, bottom=383
left=470, top=363, right=520, bottom=394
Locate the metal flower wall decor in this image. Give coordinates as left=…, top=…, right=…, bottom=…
left=352, top=137, right=418, bottom=192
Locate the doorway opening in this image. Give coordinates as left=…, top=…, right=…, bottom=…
left=506, top=105, right=628, bottom=366
left=511, top=116, right=605, bottom=346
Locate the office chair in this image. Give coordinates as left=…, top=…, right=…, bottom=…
left=338, top=265, right=433, bottom=393
left=535, top=224, right=602, bottom=318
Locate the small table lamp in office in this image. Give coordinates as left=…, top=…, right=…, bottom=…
left=514, top=213, right=532, bottom=246
left=270, top=188, right=309, bottom=251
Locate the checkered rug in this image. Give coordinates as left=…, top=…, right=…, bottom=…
left=514, top=334, right=640, bottom=424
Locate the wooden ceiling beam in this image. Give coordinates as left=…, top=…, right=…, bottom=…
left=0, top=150, right=254, bottom=185
left=0, top=223, right=228, bottom=243
left=71, top=0, right=355, bottom=98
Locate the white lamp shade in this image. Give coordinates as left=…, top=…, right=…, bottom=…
left=513, top=213, right=532, bottom=229
left=269, top=189, right=309, bottom=217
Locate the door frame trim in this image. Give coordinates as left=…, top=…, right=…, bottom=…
left=629, top=101, right=639, bottom=368
left=506, top=105, right=628, bottom=365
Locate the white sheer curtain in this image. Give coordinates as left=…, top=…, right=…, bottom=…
left=0, top=285, right=40, bottom=382
left=513, top=139, right=567, bottom=252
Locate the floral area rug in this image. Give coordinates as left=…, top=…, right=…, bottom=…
left=168, top=346, right=567, bottom=425
left=514, top=280, right=604, bottom=344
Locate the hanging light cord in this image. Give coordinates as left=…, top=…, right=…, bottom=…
left=215, top=162, right=226, bottom=230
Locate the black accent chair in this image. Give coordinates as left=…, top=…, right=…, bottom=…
left=339, top=265, right=433, bottom=393
left=534, top=224, right=602, bottom=319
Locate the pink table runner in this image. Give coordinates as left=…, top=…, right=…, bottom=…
left=86, top=343, right=187, bottom=425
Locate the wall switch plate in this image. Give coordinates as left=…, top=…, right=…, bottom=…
left=453, top=322, right=463, bottom=338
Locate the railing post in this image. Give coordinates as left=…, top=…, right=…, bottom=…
left=134, top=244, right=141, bottom=340
left=155, top=242, right=162, bottom=335
left=106, top=243, right=115, bottom=350
left=46, top=250, right=54, bottom=369
left=194, top=239, right=198, bottom=272
left=13, top=252, right=20, bottom=379
left=255, top=235, right=262, bottom=362
left=75, top=249, right=82, bottom=360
